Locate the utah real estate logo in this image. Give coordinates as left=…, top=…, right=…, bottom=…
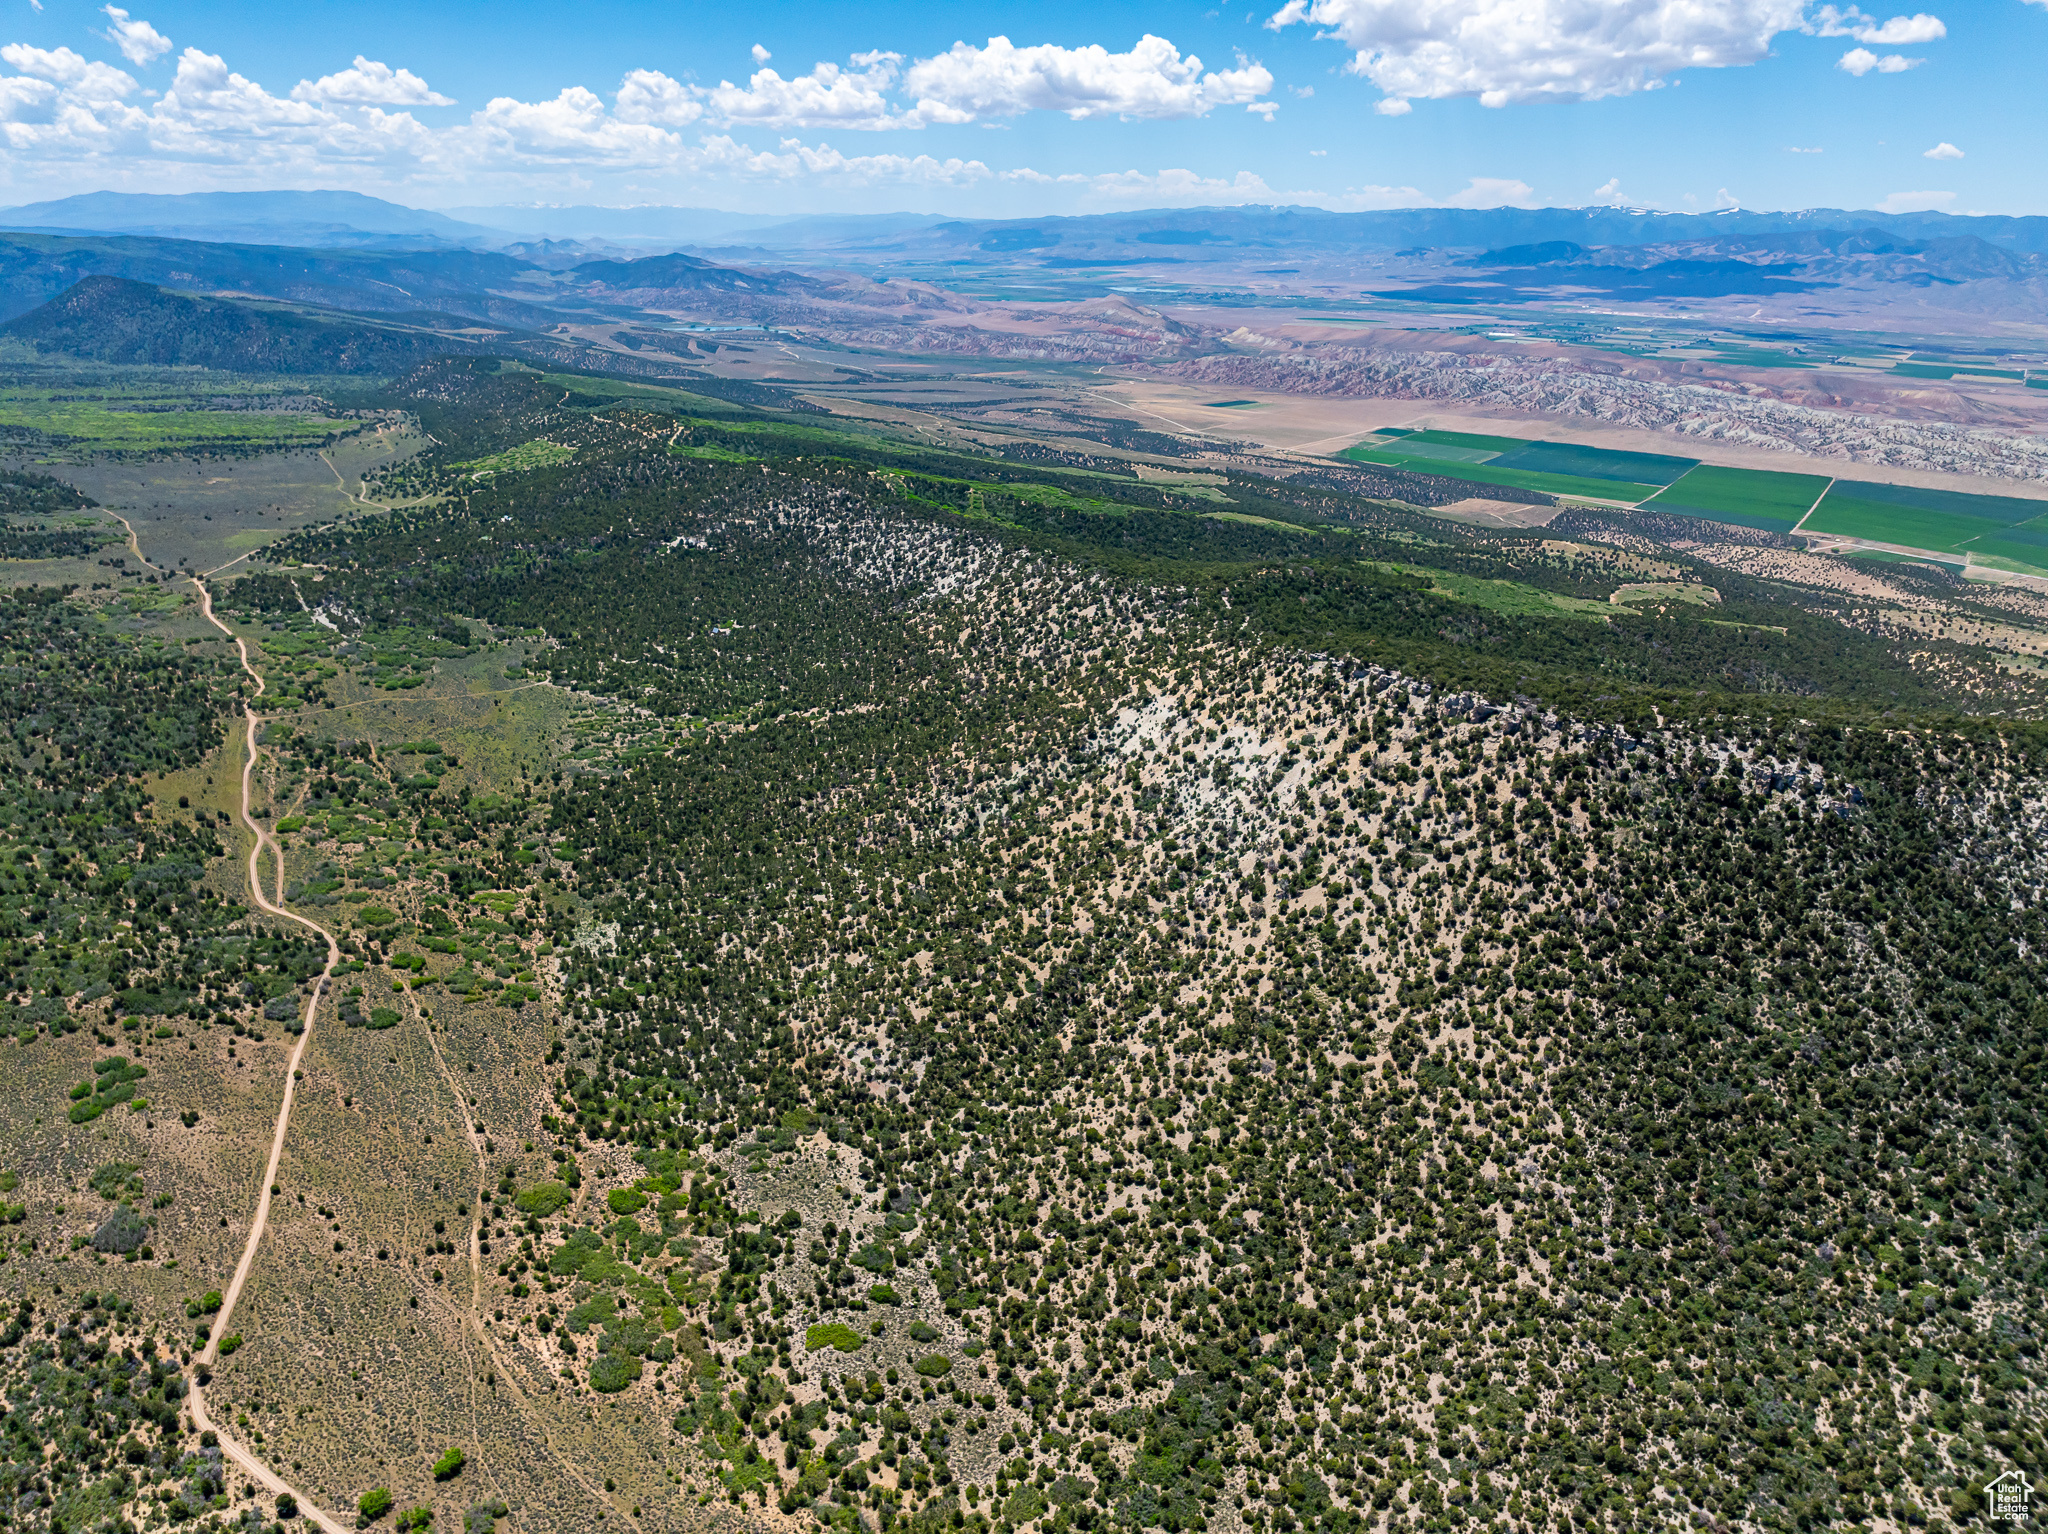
left=1988, top=1470, right=2032, bottom=1522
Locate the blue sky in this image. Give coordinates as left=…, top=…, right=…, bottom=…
left=0, top=0, right=2041, bottom=217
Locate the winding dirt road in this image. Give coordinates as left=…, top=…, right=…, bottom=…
left=178, top=571, right=352, bottom=1534
left=104, top=520, right=618, bottom=1528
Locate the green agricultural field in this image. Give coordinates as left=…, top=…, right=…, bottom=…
left=1379, top=428, right=1696, bottom=487
left=1644, top=465, right=1833, bottom=530
left=1385, top=427, right=1530, bottom=454
left=1807, top=497, right=2007, bottom=553
left=1704, top=346, right=1813, bottom=369
left=1488, top=440, right=1697, bottom=486
left=1804, top=479, right=2048, bottom=553
left=1842, top=548, right=1967, bottom=574
left=1961, top=522, right=2048, bottom=573
left=1368, top=437, right=1502, bottom=464
left=1340, top=444, right=1658, bottom=502
left=1347, top=428, right=1685, bottom=501
left=1892, top=363, right=2024, bottom=381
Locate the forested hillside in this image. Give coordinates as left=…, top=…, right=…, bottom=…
left=207, top=360, right=2046, bottom=1534
left=0, top=276, right=502, bottom=374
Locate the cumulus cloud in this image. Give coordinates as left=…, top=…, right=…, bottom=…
left=293, top=56, right=454, bottom=107
left=1, top=43, right=136, bottom=99
left=1082, top=166, right=1279, bottom=203
left=0, top=26, right=1312, bottom=204
left=1265, top=0, right=1804, bottom=107
left=614, top=69, right=704, bottom=127
left=470, top=86, right=683, bottom=166
left=1373, top=96, right=1411, bottom=115
left=159, top=47, right=323, bottom=129
left=1444, top=176, right=1538, bottom=207
left=1808, top=6, right=1947, bottom=43
left=903, top=35, right=1274, bottom=122
left=1922, top=140, right=1963, bottom=158
left=672, top=133, right=1001, bottom=187
left=0, top=72, right=57, bottom=123
left=1837, top=46, right=1922, bottom=72
left=751, top=43, right=771, bottom=65
left=705, top=54, right=909, bottom=130
left=99, top=5, right=169, bottom=66
left=1786, top=144, right=1823, bottom=152
left=1878, top=189, right=1955, bottom=212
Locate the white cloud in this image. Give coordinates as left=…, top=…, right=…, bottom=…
left=902, top=35, right=1274, bottom=122
left=614, top=69, right=704, bottom=127
left=1786, top=144, right=1823, bottom=152
left=293, top=56, right=454, bottom=107
left=0, top=72, right=57, bottom=122
left=694, top=133, right=997, bottom=185
left=1, top=43, right=136, bottom=99
left=99, top=5, right=169, bottom=66
left=1858, top=12, right=1945, bottom=40
left=1373, top=96, right=1411, bottom=115
left=751, top=43, right=771, bottom=65
left=1445, top=176, right=1538, bottom=208
left=158, top=47, right=324, bottom=130
left=469, top=86, right=683, bottom=166
left=1080, top=166, right=1278, bottom=203
left=0, top=25, right=1529, bottom=214
left=1837, top=46, right=1922, bottom=72
left=1878, top=189, right=1955, bottom=212
left=1265, top=0, right=1804, bottom=108
left=1922, top=139, right=1963, bottom=158
left=1592, top=176, right=1624, bottom=202
left=705, top=54, right=909, bottom=131
left=1808, top=7, right=1947, bottom=43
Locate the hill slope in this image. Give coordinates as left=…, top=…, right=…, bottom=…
left=0, top=365, right=2038, bottom=1533
left=0, top=276, right=501, bottom=373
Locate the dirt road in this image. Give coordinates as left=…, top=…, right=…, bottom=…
left=181, top=572, right=352, bottom=1534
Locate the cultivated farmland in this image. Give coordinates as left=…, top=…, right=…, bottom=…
left=1340, top=428, right=1672, bottom=502
left=1804, top=478, right=2048, bottom=561
left=1643, top=465, right=1834, bottom=532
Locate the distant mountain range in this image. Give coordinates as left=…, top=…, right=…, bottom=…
left=0, top=190, right=951, bottom=253
left=8, top=189, right=2046, bottom=262
left=860, top=205, right=2048, bottom=257
left=0, top=189, right=509, bottom=250
left=0, top=190, right=2043, bottom=366
left=441, top=203, right=948, bottom=247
